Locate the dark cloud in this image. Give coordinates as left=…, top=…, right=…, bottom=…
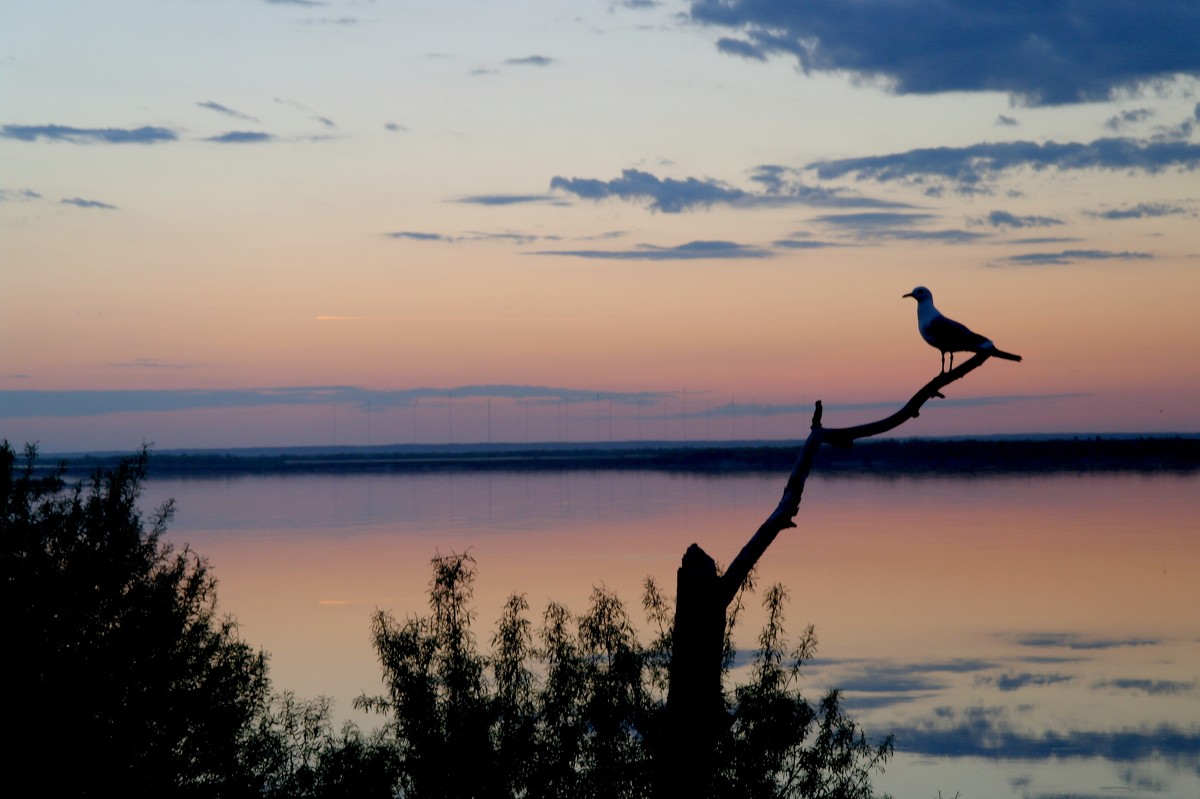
left=808, top=137, right=1200, bottom=191
left=1095, top=679, right=1196, bottom=696
left=1, top=124, right=177, bottom=144
left=716, top=37, right=767, bottom=61
left=998, top=249, right=1155, bottom=266
left=551, top=167, right=906, bottom=213
left=891, top=705, right=1200, bottom=762
left=205, top=131, right=276, bottom=144
left=197, top=101, right=259, bottom=122
left=385, top=122, right=408, bottom=133
left=504, top=55, right=554, bottom=67
left=454, top=193, right=561, bottom=206
left=985, top=672, right=1074, bottom=692
left=313, top=116, right=337, bottom=128
left=689, top=0, right=1200, bottom=106
left=386, top=231, right=448, bottom=242
left=534, top=240, right=774, bottom=260
left=1085, top=202, right=1194, bottom=220
left=977, top=210, right=1065, bottom=228
left=61, top=197, right=118, bottom=210
left=995, top=115, right=1019, bottom=127
left=1105, top=108, right=1155, bottom=132
left=1015, top=633, right=1162, bottom=650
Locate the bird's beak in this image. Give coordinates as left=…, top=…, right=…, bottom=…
left=902, top=292, right=913, bottom=298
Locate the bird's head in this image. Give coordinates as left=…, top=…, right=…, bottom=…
left=903, top=286, right=932, bottom=302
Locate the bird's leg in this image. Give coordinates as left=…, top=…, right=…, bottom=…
left=940, top=351, right=947, bottom=373
left=949, top=352, right=955, bottom=371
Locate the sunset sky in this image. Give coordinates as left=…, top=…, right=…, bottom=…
left=3, top=0, right=1199, bottom=452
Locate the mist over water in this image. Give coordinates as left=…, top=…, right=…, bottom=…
left=145, top=469, right=1200, bottom=798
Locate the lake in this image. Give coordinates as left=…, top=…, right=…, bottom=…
left=143, top=468, right=1200, bottom=798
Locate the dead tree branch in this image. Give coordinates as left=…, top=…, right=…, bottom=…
left=717, top=351, right=992, bottom=608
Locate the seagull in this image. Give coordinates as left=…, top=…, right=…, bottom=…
left=902, top=286, right=1022, bottom=372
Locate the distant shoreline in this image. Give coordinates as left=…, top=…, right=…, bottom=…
left=39, top=435, right=1200, bottom=478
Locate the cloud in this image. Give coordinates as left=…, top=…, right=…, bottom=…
left=976, top=210, right=1065, bottom=228
left=263, top=0, right=326, bottom=5
left=534, top=240, right=774, bottom=260
left=61, top=197, right=118, bottom=210
left=386, top=231, right=448, bottom=242
left=984, top=672, right=1074, bottom=692
left=890, top=705, right=1200, bottom=762
left=197, top=101, right=259, bottom=122
left=1095, top=678, right=1196, bottom=696
left=688, top=0, right=1200, bottom=106
left=0, top=385, right=676, bottom=419
left=550, top=167, right=906, bottom=213
left=807, top=137, right=1200, bottom=192
left=386, top=230, right=557, bottom=245
left=504, top=55, right=554, bottom=67
left=1015, top=633, right=1161, bottom=650
left=453, top=193, right=561, bottom=206
left=1085, top=202, right=1194, bottom=220
left=809, top=137, right=1200, bottom=193
left=995, top=115, right=1019, bottom=127
left=384, top=122, right=408, bottom=133
left=205, top=131, right=277, bottom=144
left=0, top=188, right=42, bottom=202
left=1105, top=108, right=1155, bottom=132
left=1, top=124, right=177, bottom=144
left=810, top=211, right=988, bottom=243
left=997, top=249, right=1155, bottom=266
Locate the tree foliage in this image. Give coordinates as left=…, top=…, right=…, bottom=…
left=4, top=442, right=892, bottom=798
left=359, top=551, right=893, bottom=799
left=2, top=442, right=276, bottom=795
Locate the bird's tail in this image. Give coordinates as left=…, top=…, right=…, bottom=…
left=988, top=348, right=1022, bottom=362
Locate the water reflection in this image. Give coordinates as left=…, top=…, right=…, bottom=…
left=145, top=470, right=1200, bottom=798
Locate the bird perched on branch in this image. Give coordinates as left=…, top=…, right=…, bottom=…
left=903, top=286, right=1022, bottom=372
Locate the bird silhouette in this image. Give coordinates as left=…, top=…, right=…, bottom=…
left=903, top=286, right=1022, bottom=372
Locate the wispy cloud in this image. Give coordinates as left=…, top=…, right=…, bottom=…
left=975, top=210, right=1065, bottom=229
left=997, top=249, right=1155, bottom=267
left=534, top=240, right=774, bottom=260
left=1015, top=633, right=1161, bottom=651
left=205, top=131, right=277, bottom=144
left=197, top=101, right=259, bottom=122
left=689, top=0, right=1200, bottom=106
left=504, top=55, right=554, bottom=67
left=1095, top=678, right=1196, bottom=696
left=550, top=167, right=905, bottom=213
left=453, top=193, right=562, bottom=206
left=1, top=124, right=177, bottom=144
left=1085, top=202, right=1195, bottom=220
left=0, top=188, right=42, bottom=202
left=811, top=212, right=988, bottom=244
left=808, top=137, right=1200, bottom=192
left=61, top=197, right=118, bottom=210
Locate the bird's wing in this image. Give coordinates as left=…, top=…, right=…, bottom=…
left=926, top=314, right=990, bottom=352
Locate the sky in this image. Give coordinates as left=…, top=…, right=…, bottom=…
left=2, top=0, right=1199, bottom=452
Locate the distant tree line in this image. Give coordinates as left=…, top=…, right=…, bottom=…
left=46, top=435, right=1200, bottom=478
left=3, top=442, right=891, bottom=798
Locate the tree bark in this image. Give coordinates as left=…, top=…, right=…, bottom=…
left=658, top=352, right=996, bottom=795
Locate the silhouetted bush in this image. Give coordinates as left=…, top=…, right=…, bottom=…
left=358, top=552, right=893, bottom=799
left=2, top=442, right=270, bottom=796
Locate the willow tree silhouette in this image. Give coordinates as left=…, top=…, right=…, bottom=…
left=659, top=351, right=1004, bottom=796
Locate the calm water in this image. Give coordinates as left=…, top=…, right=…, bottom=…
left=142, top=469, right=1200, bottom=798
